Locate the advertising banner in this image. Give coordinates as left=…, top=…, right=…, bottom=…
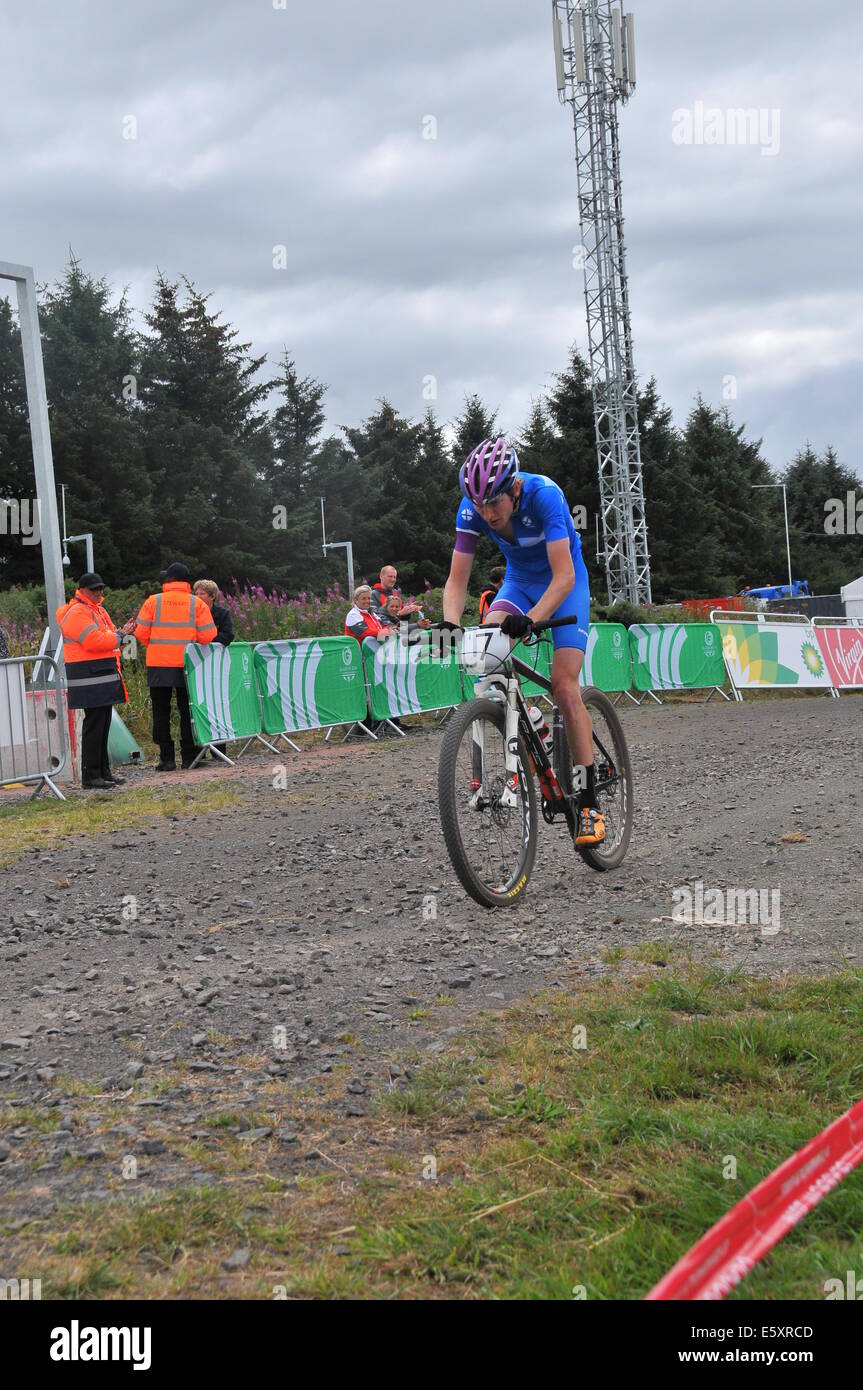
left=813, top=625, right=863, bottom=689
left=715, top=621, right=835, bottom=691
left=364, top=634, right=462, bottom=719
left=253, top=637, right=366, bottom=733
left=629, top=623, right=725, bottom=692
left=582, top=623, right=633, bottom=691
left=185, top=641, right=262, bottom=743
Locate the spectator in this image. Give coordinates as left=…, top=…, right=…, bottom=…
left=193, top=579, right=234, bottom=647
left=378, top=592, right=431, bottom=636
left=194, top=579, right=234, bottom=759
left=479, top=565, right=506, bottom=622
left=57, top=572, right=128, bottom=790
left=370, top=564, right=421, bottom=618
left=345, top=585, right=395, bottom=645
left=0, top=622, right=9, bottom=662
left=126, top=562, right=216, bottom=771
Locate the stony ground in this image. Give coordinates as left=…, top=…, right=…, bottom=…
left=0, top=694, right=861, bottom=1222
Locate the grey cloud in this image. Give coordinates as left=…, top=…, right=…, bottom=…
left=1, top=0, right=861, bottom=475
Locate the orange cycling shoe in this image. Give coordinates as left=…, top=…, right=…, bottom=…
left=575, top=805, right=605, bottom=846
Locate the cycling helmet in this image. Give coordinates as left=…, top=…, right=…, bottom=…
left=460, top=437, right=519, bottom=506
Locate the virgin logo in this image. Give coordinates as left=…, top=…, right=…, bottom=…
left=816, top=629, right=863, bottom=687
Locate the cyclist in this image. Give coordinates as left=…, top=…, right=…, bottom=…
left=442, top=436, right=604, bottom=845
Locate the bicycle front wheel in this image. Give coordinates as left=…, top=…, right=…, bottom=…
left=438, top=698, right=538, bottom=909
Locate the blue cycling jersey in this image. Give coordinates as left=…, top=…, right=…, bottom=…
left=454, top=472, right=582, bottom=579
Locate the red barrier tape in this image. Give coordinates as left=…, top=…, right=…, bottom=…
left=646, top=1097, right=863, bottom=1300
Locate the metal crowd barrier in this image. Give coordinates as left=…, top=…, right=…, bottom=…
left=0, top=654, right=68, bottom=800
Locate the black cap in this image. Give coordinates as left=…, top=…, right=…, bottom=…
left=160, top=562, right=191, bottom=582
left=79, top=572, right=105, bottom=590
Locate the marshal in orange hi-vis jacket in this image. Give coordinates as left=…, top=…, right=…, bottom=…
left=133, top=580, right=217, bottom=677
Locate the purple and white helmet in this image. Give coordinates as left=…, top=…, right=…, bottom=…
left=460, top=437, right=519, bottom=506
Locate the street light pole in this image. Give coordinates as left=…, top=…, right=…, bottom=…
left=780, top=484, right=793, bottom=597
left=320, top=497, right=355, bottom=598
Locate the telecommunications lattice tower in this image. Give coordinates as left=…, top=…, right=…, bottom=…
left=553, top=1, right=651, bottom=604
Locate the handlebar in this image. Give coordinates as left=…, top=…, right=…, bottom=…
left=530, top=614, right=579, bottom=635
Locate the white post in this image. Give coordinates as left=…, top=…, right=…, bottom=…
left=0, top=262, right=65, bottom=647
left=781, top=484, right=793, bottom=597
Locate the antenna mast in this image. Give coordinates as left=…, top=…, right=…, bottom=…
left=553, top=1, right=651, bottom=604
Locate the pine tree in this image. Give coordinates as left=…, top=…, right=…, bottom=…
left=410, top=408, right=462, bottom=587
left=673, top=398, right=777, bottom=597
left=782, top=445, right=862, bottom=593
left=137, top=274, right=273, bottom=583
left=267, top=352, right=327, bottom=496
left=38, top=258, right=155, bottom=585
left=542, top=347, right=598, bottom=514
left=451, top=393, right=499, bottom=465
left=514, top=399, right=558, bottom=474
left=636, top=376, right=687, bottom=601
left=341, top=399, right=422, bottom=581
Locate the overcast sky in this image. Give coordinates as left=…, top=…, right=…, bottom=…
left=2, top=0, right=861, bottom=476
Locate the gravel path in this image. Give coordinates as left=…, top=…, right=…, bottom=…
left=1, top=695, right=861, bottom=1210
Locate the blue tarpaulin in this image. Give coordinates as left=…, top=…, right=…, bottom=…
left=740, top=580, right=810, bottom=600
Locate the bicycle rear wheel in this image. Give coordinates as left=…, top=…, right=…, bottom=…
left=560, top=686, right=634, bottom=871
left=438, top=697, right=538, bottom=909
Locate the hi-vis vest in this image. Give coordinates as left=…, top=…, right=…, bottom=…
left=134, top=582, right=217, bottom=668
left=56, top=592, right=126, bottom=710
left=478, top=588, right=496, bottom=622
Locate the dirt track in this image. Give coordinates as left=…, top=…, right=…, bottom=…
left=1, top=695, right=861, bottom=1211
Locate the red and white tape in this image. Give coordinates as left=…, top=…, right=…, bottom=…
left=647, top=1097, right=863, bottom=1300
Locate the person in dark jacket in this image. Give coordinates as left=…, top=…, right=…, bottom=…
left=193, top=580, right=234, bottom=758
left=193, top=580, right=234, bottom=647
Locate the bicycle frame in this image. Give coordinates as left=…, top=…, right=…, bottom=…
left=472, top=634, right=621, bottom=839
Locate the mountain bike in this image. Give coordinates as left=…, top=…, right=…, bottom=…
left=438, top=617, right=633, bottom=908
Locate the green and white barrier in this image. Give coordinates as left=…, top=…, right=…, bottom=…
left=184, top=641, right=274, bottom=765
left=581, top=623, right=633, bottom=693
left=363, top=633, right=462, bottom=731
left=253, top=637, right=369, bottom=748
left=628, top=622, right=729, bottom=703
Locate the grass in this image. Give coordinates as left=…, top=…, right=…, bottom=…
left=0, top=781, right=253, bottom=868
left=2, top=959, right=862, bottom=1299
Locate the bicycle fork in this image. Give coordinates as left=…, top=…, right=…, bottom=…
left=471, top=677, right=521, bottom=808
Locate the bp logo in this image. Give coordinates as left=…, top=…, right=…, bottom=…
left=801, top=640, right=824, bottom=679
